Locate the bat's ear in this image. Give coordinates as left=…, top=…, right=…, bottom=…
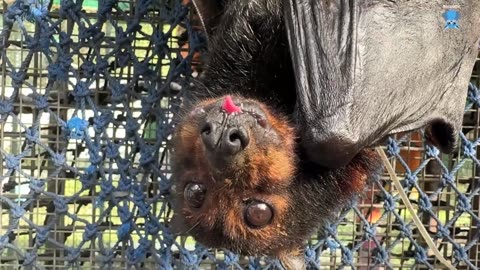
left=424, top=119, right=457, bottom=154
left=190, top=0, right=226, bottom=37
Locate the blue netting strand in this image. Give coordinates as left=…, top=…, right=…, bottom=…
left=0, top=0, right=479, bottom=269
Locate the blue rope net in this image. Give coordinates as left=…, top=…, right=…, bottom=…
left=0, top=0, right=479, bottom=269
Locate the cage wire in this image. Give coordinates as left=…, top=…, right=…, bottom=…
left=0, top=0, right=479, bottom=269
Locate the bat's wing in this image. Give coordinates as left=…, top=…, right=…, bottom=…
left=284, top=0, right=480, bottom=168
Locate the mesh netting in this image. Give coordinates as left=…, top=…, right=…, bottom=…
left=0, top=0, right=479, bottom=269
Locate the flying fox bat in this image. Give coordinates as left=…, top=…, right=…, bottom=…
left=170, top=0, right=480, bottom=268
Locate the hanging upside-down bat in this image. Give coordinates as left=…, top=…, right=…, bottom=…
left=170, top=0, right=480, bottom=268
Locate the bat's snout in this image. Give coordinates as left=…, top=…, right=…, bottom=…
left=201, top=121, right=250, bottom=156
left=193, top=95, right=275, bottom=169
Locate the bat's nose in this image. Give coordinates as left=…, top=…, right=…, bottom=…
left=201, top=121, right=250, bottom=156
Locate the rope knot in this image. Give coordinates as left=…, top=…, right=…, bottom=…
left=364, top=225, right=376, bottom=240
left=418, top=194, right=432, bottom=212
left=12, top=205, right=26, bottom=219
left=105, top=143, right=119, bottom=159
left=404, top=172, right=418, bottom=188
left=93, top=111, right=113, bottom=132
left=110, top=80, right=128, bottom=103
left=128, top=238, right=150, bottom=264
left=35, top=227, right=49, bottom=246
left=146, top=219, right=160, bottom=235
left=117, top=158, right=131, bottom=172
left=305, top=247, right=316, bottom=261
left=248, top=258, right=262, bottom=270
left=52, top=153, right=66, bottom=167
left=79, top=25, right=104, bottom=43
left=456, top=194, right=471, bottom=212
left=66, top=247, right=81, bottom=263
left=32, top=94, right=49, bottom=110
left=152, top=27, right=168, bottom=55
left=386, top=138, right=400, bottom=156
left=414, top=246, right=428, bottom=263
left=463, top=141, right=476, bottom=157
left=29, top=178, right=45, bottom=194
left=118, top=205, right=132, bottom=223
left=80, top=61, right=95, bottom=77
left=5, top=154, right=20, bottom=170
left=54, top=197, right=68, bottom=215
left=67, top=116, right=89, bottom=140
left=59, top=0, right=81, bottom=18
left=383, top=194, right=396, bottom=212
left=11, top=71, right=27, bottom=88
left=442, top=173, right=454, bottom=185
left=325, top=223, right=337, bottom=235
left=133, top=185, right=151, bottom=216
left=22, top=251, right=37, bottom=267
left=117, top=221, right=133, bottom=241
left=117, top=50, right=131, bottom=68
left=126, top=118, right=140, bottom=138
left=98, top=0, right=116, bottom=19
left=435, top=224, right=450, bottom=239
left=180, top=250, right=198, bottom=266
left=134, top=61, right=156, bottom=79
left=398, top=223, right=411, bottom=237
left=80, top=165, right=96, bottom=189
left=467, top=83, right=480, bottom=105
left=223, top=251, right=239, bottom=266
left=341, top=248, right=353, bottom=266
left=101, top=249, right=114, bottom=265
left=0, top=100, right=14, bottom=115
left=59, top=31, right=73, bottom=47
left=139, top=146, right=155, bottom=167
left=325, top=237, right=340, bottom=251
left=89, top=146, right=103, bottom=165
left=72, top=82, right=91, bottom=99
left=5, top=3, right=24, bottom=24
left=426, top=144, right=440, bottom=157
left=48, top=53, right=73, bottom=81
left=83, top=223, right=98, bottom=241
left=99, top=179, right=113, bottom=199
left=454, top=246, right=468, bottom=261
left=25, top=127, right=39, bottom=143
left=372, top=247, right=388, bottom=264
left=118, top=175, right=132, bottom=191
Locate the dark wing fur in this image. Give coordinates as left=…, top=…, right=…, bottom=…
left=284, top=0, right=480, bottom=167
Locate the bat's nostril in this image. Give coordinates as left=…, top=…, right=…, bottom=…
left=201, top=122, right=217, bottom=151
left=201, top=122, right=212, bottom=135
left=224, top=127, right=249, bottom=155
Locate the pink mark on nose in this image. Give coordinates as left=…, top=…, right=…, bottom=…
left=222, top=95, right=242, bottom=114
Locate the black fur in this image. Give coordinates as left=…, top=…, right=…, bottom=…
left=185, top=0, right=296, bottom=114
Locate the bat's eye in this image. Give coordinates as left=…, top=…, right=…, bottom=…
left=184, top=183, right=206, bottom=209
left=244, top=201, right=273, bottom=228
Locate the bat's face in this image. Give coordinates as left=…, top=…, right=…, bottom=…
left=170, top=94, right=382, bottom=269
left=170, top=95, right=301, bottom=256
